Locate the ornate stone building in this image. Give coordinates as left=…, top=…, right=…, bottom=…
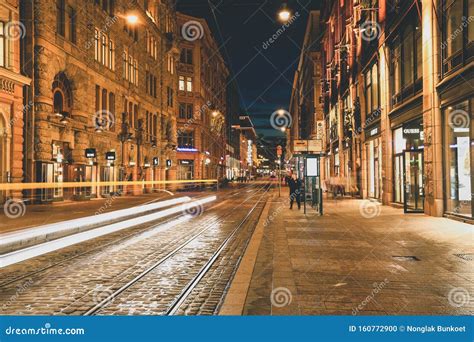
left=291, top=0, right=473, bottom=221
left=21, top=0, right=179, bottom=202
left=176, top=13, right=228, bottom=180
left=0, top=0, right=31, bottom=203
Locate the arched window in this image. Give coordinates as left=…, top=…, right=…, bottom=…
left=53, top=90, right=64, bottom=114
left=52, top=72, right=73, bottom=116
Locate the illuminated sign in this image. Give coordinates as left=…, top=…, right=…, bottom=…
left=85, top=148, right=96, bottom=158
left=106, top=152, right=116, bottom=161
left=166, top=159, right=172, bottom=167
left=153, top=157, right=159, bottom=166
left=177, top=147, right=198, bottom=152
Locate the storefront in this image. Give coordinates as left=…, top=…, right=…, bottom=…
left=444, top=98, right=473, bottom=219
left=36, top=141, right=69, bottom=202
left=177, top=159, right=194, bottom=180
left=365, top=124, right=382, bottom=200
left=392, top=117, right=424, bottom=212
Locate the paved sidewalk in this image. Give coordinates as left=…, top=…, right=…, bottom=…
left=221, top=189, right=473, bottom=315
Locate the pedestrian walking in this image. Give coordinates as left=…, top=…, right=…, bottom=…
left=287, top=174, right=302, bottom=210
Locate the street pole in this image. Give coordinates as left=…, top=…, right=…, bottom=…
left=277, top=145, right=282, bottom=197
left=278, top=158, right=281, bottom=197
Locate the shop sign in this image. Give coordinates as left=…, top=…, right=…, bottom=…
left=294, top=140, right=308, bottom=152
left=403, top=121, right=423, bottom=139
left=106, top=152, right=116, bottom=161
left=308, top=140, right=323, bottom=153
left=179, top=160, right=193, bottom=165
left=153, top=157, right=159, bottom=166
left=316, top=121, right=324, bottom=140
left=85, top=148, right=96, bottom=158
left=166, top=159, right=172, bottom=167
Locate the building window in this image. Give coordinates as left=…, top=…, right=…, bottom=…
left=0, top=22, right=9, bottom=68
left=167, top=87, right=174, bottom=107
left=122, top=50, right=138, bottom=85
left=54, top=90, right=64, bottom=114
left=146, top=31, right=158, bottom=59
left=56, top=0, right=65, bottom=36
left=364, top=63, right=379, bottom=116
left=444, top=99, right=473, bottom=218
left=67, top=6, right=76, bottom=43
left=179, top=103, right=193, bottom=119
left=167, top=55, right=174, bottom=74
left=108, top=39, right=115, bottom=70
left=94, top=28, right=114, bottom=70
left=146, top=71, right=157, bottom=98
left=186, top=77, right=193, bottom=92
left=179, top=75, right=185, bottom=91
left=442, top=0, right=474, bottom=74
left=94, top=85, right=116, bottom=132
left=390, top=18, right=422, bottom=106
left=178, top=131, right=194, bottom=148
left=180, top=48, right=193, bottom=64
left=95, top=0, right=114, bottom=16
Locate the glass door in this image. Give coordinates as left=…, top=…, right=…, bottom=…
left=403, top=150, right=424, bottom=213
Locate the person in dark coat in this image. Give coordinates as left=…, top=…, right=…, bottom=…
left=287, top=174, right=302, bottom=210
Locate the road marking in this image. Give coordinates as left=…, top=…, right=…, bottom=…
left=0, top=197, right=191, bottom=247
left=0, top=196, right=217, bottom=268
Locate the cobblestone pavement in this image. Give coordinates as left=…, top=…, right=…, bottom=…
left=0, top=183, right=271, bottom=315
left=237, top=189, right=474, bottom=315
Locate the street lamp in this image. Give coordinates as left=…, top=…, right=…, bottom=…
left=126, top=14, right=138, bottom=25
left=278, top=2, right=291, bottom=22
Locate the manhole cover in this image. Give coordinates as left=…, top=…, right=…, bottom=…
left=454, top=253, right=474, bottom=261
left=392, top=256, right=420, bottom=262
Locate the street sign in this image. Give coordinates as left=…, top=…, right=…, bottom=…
left=308, top=140, right=323, bottom=153
left=293, top=140, right=308, bottom=152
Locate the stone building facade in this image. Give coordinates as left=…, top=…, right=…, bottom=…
left=176, top=13, right=228, bottom=180
left=290, top=0, right=473, bottom=221
left=0, top=0, right=31, bottom=203
left=21, top=0, right=179, bottom=202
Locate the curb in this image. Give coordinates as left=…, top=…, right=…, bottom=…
left=219, top=192, right=275, bottom=315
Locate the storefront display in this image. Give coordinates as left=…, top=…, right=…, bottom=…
left=444, top=99, right=473, bottom=218
left=392, top=117, right=424, bottom=212
left=178, top=160, right=194, bottom=180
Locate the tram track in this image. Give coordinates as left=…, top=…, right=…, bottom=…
left=0, top=183, right=263, bottom=289
left=84, top=182, right=272, bottom=316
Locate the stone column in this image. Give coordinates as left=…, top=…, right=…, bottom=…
left=422, top=0, right=443, bottom=216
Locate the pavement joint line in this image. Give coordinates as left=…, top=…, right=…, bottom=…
left=219, top=192, right=275, bottom=315
left=0, top=196, right=217, bottom=268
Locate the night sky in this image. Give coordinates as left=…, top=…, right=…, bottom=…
left=175, top=0, right=321, bottom=143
